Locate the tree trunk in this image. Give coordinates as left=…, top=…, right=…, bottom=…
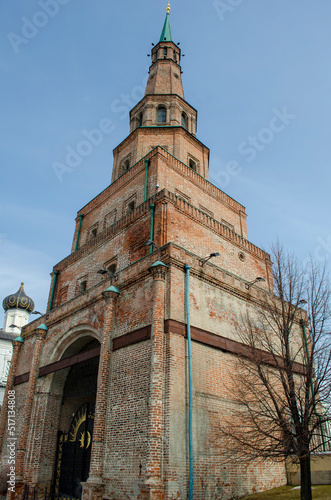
left=300, top=455, right=312, bottom=500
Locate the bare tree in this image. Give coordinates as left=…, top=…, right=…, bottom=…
left=217, top=243, right=331, bottom=500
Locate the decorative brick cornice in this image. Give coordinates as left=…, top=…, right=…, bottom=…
left=52, top=186, right=266, bottom=277
left=165, top=191, right=268, bottom=262
left=156, top=147, right=245, bottom=214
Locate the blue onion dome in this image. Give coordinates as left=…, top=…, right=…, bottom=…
left=2, top=282, right=34, bottom=313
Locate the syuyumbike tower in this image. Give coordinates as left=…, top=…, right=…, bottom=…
left=0, top=5, right=286, bottom=499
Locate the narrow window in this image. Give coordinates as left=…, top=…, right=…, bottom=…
left=189, top=159, right=197, bottom=171
left=90, top=227, right=97, bottom=239
left=138, top=112, right=143, bottom=127
left=163, top=47, right=167, bottom=57
left=107, top=263, right=116, bottom=275
left=182, top=112, right=188, bottom=130
left=79, top=280, right=87, bottom=293
left=123, top=159, right=130, bottom=172
left=127, top=201, right=135, bottom=214
left=157, top=106, right=166, bottom=123
left=173, top=50, right=177, bottom=62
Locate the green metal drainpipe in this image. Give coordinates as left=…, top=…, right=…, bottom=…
left=144, top=159, right=150, bottom=202
left=300, top=319, right=326, bottom=451
left=75, top=214, right=84, bottom=251
left=184, top=264, right=193, bottom=500
left=48, top=270, right=59, bottom=312
left=149, top=204, right=155, bottom=254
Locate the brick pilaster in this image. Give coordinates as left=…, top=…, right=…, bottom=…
left=0, top=340, right=23, bottom=452
left=142, top=261, right=167, bottom=500
left=16, top=326, right=47, bottom=482
left=84, top=286, right=120, bottom=498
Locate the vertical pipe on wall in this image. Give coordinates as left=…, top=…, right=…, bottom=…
left=144, top=159, right=150, bottom=202
left=75, top=213, right=84, bottom=251
left=48, top=270, right=59, bottom=312
left=184, top=264, right=193, bottom=500
left=149, top=204, right=155, bottom=254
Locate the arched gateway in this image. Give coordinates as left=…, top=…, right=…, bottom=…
left=5, top=326, right=102, bottom=499
left=51, top=335, right=100, bottom=499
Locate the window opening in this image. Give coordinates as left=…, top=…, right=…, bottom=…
left=189, top=159, right=197, bottom=171
left=127, top=201, right=135, bottom=214
left=157, top=107, right=166, bottom=123
left=107, top=263, right=116, bottom=275
left=4, top=360, right=10, bottom=379
left=182, top=112, right=188, bottom=130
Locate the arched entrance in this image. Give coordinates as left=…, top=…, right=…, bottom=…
left=52, top=337, right=100, bottom=499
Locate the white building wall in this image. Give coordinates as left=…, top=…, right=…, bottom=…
left=3, top=308, right=30, bottom=335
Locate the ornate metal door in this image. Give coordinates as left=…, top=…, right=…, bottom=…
left=54, top=403, right=95, bottom=499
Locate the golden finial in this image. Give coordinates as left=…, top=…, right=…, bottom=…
left=166, top=2, right=171, bottom=14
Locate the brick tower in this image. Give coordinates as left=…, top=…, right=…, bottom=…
left=0, top=5, right=287, bottom=500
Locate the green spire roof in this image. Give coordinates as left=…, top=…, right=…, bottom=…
left=159, top=12, right=173, bottom=42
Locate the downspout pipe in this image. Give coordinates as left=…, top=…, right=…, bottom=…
left=48, top=270, right=59, bottom=312
left=149, top=204, right=155, bottom=254
left=184, top=264, right=193, bottom=500
left=144, top=159, right=150, bottom=202
left=300, top=319, right=326, bottom=451
left=75, top=214, right=84, bottom=251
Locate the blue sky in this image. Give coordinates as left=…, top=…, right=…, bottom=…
left=1, top=0, right=330, bottom=326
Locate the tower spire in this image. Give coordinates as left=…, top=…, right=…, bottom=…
left=160, top=3, right=173, bottom=42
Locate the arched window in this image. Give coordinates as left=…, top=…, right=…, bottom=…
left=157, top=106, right=167, bottom=123
left=182, top=112, right=188, bottom=130
left=138, top=112, right=143, bottom=127
left=163, top=48, right=167, bottom=58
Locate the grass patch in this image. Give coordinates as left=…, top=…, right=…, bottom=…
left=240, top=485, right=331, bottom=499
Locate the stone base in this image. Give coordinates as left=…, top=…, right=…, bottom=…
left=81, top=479, right=105, bottom=500
left=139, top=483, right=165, bottom=500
